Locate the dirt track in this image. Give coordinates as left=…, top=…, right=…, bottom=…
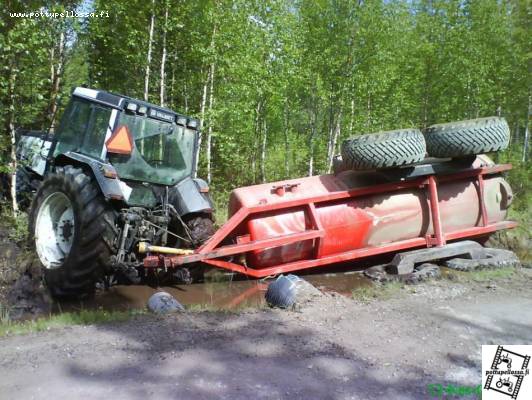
left=1, top=270, right=531, bottom=400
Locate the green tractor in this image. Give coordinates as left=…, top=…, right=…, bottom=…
left=16, top=87, right=215, bottom=297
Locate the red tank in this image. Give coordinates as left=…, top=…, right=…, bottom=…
left=228, top=156, right=513, bottom=268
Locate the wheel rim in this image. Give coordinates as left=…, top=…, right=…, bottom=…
left=35, top=192, right=75, bottom=269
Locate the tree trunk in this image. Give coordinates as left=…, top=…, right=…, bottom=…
left=48, top=29, right=65, bottom=132
left=252, top=101, right=262, bottom=182
left=284, top=101, right=290, bottom=178
left=144, top=0, right=155, bottom=102
left=326, top=103, right=334, bottom=173
left=194, top=24, right=217, bottom=177
left=308, top=107, right=317, bottom=177
left=182, top=63, right=188, bottom=113
left=159, top=4, right=168, bottom=106
left=260, top=115, right=267, bottom=183
left=206, top=62, right=215, bottom=184
left=327, top=112, right=341, bottom=173
left=8, top=69, right=18, bottom=216
left=366, top=92, right=371, bottom=130
left=348, top=97, right=355, bottom=136
left=523, top=94, right=531, bottom=163
left=194, top=67, right=210, bottom=177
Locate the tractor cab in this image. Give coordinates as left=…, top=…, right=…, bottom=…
left=49, top=88, right=206, bottom=207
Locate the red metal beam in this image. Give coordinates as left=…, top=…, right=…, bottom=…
left=199, top=221, right=516, bottom=278
left=167, top=229, right=324, bottom=265
left=307, top=202, right=324, bottom=258
left=445, top=221, right=517, bottom=241
left=477, top=174, right=489, bottom=227
left=427, top=175, right=446, bottom=247
left=199, top=206, right=249, bottom=253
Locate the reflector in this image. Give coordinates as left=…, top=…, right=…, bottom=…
left=106, top=125, right=134, bottom=155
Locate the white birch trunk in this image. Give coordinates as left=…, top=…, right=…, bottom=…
left=8, top=70, right=18, bottom=215
left=284, top=102, right=290, bottom=177
left=144, top=0, right=155, bottom=102
left=327, top=113, right=341, bottom=173
left=308, top=109, right=317, bottom=177
left=194, top=68, right=210, bottom=178
left=49, top=30, right=65, bottom=131
left=252, top=101, right=261, bottom=182
left=159, top=5, right=168, bottom=106
left=523, top=94, right=531, bottom=163
left=206, top=62, right=215, bottom=184
left=260, top=116, right=267, bottom=183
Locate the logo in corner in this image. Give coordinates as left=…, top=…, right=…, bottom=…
left=483, top=345, right=531, bottom=399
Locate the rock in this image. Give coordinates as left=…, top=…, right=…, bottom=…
left=147, top=292, right=185, bottom=314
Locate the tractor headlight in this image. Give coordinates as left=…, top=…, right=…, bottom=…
left=187, top=119, right=199, bottom=129
left=126, top=102, right=138, bottom=113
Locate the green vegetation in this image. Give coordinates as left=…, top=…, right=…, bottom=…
left=0, top=1, right=529, bottom=247
left=1, top=1, right=529, bottom=191
left=352, top=281, right=404, bottom=303
left=0, top=307, right=144, bottom=337
left=0, top=208, right=28, bottom=243
left=442, top=266, right=518, bottom=284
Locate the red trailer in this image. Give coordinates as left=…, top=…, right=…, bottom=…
left=141, top=155, right=516, bottom=277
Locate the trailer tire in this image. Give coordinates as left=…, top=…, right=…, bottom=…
left=364, top=263, right=441, bottom=284
left=445, top=248, right=520, bottom=271
left=341, top=129, right=426, bottom=170
left=423, top=117, right=510, bottom=158
left=29, top=165, right=118, bottom=298
left=15, top=167, right=38, bottom=209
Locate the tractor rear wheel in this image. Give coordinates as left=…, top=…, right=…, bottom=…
left=423, top=117, right=510, bottom=158
left=29, top=165, right=118, bottom=298
left=341, top=129, right=426, bottom=170
left=185, top=214, right=215, bottom=247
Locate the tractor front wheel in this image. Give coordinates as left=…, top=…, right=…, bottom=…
left=29, top=165, right=118, bottom=298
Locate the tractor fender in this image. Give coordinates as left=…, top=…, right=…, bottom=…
left=168, top=177, right=214, bottom=217
left=53, top=152, right=126, bottom=201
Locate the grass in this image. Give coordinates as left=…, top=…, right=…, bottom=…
left=443, top=266, right=517, bottom=283
left=351, top=281, right=404, bottom=303
left=0, top=207, right=29, bottom=243
left=0, top=308, right=145, bottom=337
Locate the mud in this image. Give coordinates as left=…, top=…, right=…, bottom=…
left=56, top=271, right=372, bottom=313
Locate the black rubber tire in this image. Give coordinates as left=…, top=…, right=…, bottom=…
left=185, top=214, right=215, bottom=247
left=341, top=129, right=426, bottom=170
left=423, top=117, right=510, bottom=158
left=364, top=263, right=441, bottom=284
left=265, top=275, right=302, bottom=308
left=28, top=165, right=118, bottom=298
left=15, top=167, right=37, bottom=209
left=445, top=248, right=520, bottom=271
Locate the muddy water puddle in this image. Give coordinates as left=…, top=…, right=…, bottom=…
left=56, top=271, right=372, bottom=313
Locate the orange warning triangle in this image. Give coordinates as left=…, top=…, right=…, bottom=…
left=106, top=125, right=134, bottom=155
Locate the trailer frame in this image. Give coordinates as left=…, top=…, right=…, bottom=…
left=143, top=163, right=517, bottom=278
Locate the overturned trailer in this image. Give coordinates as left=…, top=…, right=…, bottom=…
left=142, top=155, right=516, bottom=277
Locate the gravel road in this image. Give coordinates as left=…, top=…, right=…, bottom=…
left=1, top=269, right=531, bottom=400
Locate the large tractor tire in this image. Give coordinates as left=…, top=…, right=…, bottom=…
left=185, top=214, right=216, bottom=247
left=341, top=129, right=426, bottom=170
left=423, top=117, right=510, bottom=158
left=29, top=165, right=118, bottom=298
